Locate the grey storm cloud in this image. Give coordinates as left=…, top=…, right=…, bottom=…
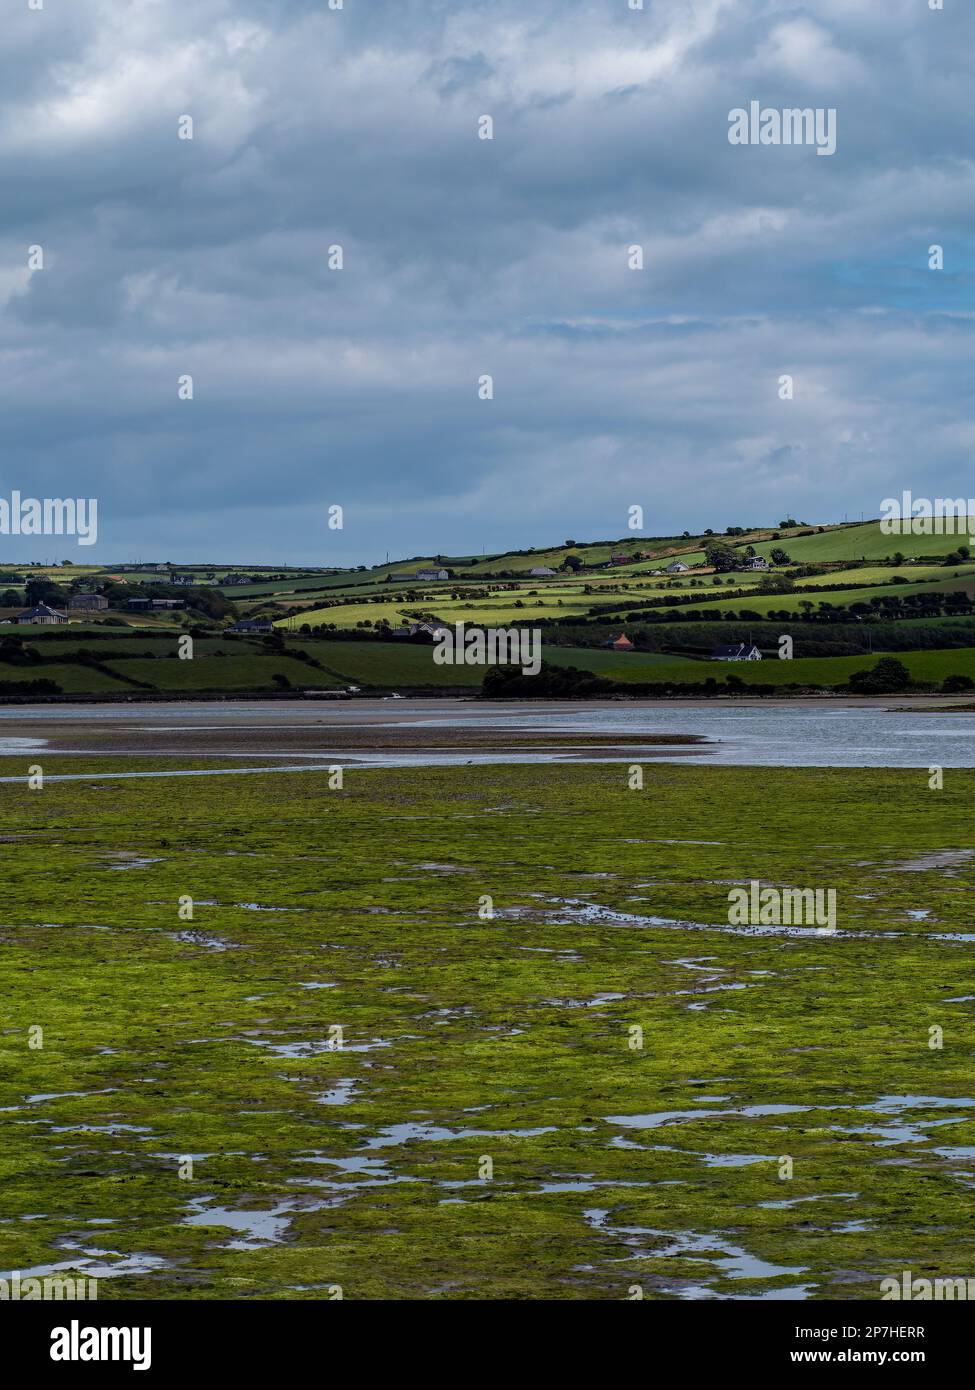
left=1, top=0, right=972, bottom=562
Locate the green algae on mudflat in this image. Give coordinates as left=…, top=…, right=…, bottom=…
left=0, top=758, right=973, bottom=1299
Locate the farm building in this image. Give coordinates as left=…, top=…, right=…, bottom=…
left=743, top=556, right=768, bottom=570
left=388, top=568, right=450, bottom=583
left=711, top=643, right=762, bottom=661
left=229, top=619, right=274, bottom=634
left=529, top=566, right=556, bottom=577
left=666, top=560, right=689, bottom=574
left=602, top=633, right=634, bottom=651
left=68, top=593, right=109, bottom=611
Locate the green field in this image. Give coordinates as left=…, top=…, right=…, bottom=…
left=98, top=655, right=340, bottom=693
left=793, top=564, right=975, bottom=588
left=287, top=593, right=620, bottom=630
left=0, top=663, right=132, bottom=694
left=2, top=632, right=975, bottom=696
left=596, top=575, right=975, bottom=621
left=592, top=647, right=975, bottom=687
left=284, top=642, right=680, bottom=689
left=751, top=520, right=975, bottom=564
left=2, top=759, right=974, bottom=1298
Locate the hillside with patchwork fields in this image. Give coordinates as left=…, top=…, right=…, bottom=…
left=3, top=517, right=975, bottom=696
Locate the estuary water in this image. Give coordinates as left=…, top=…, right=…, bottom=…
left=0, top=698, right=972, bottom=770
left=404, top=703, right=975, bottom=768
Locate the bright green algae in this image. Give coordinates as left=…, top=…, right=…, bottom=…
left=0, top=758, right=973, bottom=1299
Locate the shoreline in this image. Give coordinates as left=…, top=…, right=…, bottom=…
left=0, top=692, right=969, bottom=714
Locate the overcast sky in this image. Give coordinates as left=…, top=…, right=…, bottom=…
left=3, top=0, right=972, bottom=565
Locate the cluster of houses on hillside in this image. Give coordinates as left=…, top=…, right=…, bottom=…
left=15, top=592, right=115, bottom=621
left=8, top=598, right=274, bottom=634
left=9, top=592, right=189, bottom=623
left=652, top=556, right=768, bottom=576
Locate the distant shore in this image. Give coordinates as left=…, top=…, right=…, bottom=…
left=0, top=688, right=971, bottom=710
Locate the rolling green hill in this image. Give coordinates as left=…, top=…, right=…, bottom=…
left=750, top=520, right=975, bottom=564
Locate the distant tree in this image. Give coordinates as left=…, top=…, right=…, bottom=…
left=184, top=586, right=234, bottom=620
left=704, top=541, right=738, bottom=573
left=561, top=554, right=583, bottom=572
left=757, top=574, right=794, bottom=594
left=848, top=657, right=911, bottom=693
left=481, top=661, right=612, bottom=699
left=769, top=548, right=791, bottom=565
left=25, top=578, right=65, bottom=607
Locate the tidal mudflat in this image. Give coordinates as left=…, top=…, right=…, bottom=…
left=1, top=754, right=973, bottom=1299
